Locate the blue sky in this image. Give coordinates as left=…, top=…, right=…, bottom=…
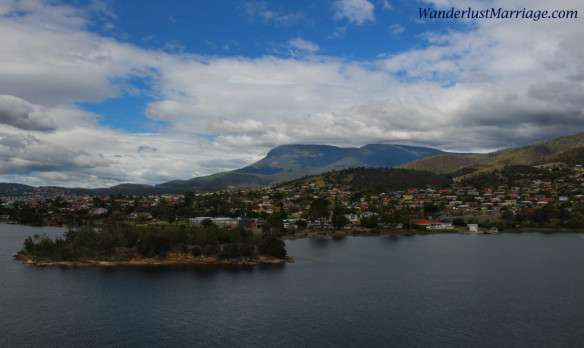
left=0, top=0, right=583, bottom=187
left=81, top=0, right=469, bottom=134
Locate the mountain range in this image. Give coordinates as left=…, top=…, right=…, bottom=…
left=148, top=144, right=447, bottom=194
left=2, top=132, right=584, bottom=195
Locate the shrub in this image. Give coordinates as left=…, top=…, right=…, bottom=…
left=259, top=235, right=286, bottom=259
left=137, top=233, right=171, bottom=257
left=191, top=246, right=202, bottom=257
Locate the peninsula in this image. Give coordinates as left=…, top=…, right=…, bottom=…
left=15, top=222, right=290, bottom=268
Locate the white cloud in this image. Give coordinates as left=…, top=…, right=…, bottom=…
left=381, top=0, right=393, bottom=10
left=333, top=0, right=376, bottom=25
left=288, top=37, right=320, bottom=53
left=0, top=0, right=583, bottom=188
left=242, top=2, right=305, bottom=26
left=0, top=9, right=158, bottom=106
left=389, top=24, right=404, bottom=35
left=209, top=119, right=267, bottom=135
left=144, top=55, right=394, bottom=132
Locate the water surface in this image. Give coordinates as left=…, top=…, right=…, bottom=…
left=1, top=224, right=583, bottom=347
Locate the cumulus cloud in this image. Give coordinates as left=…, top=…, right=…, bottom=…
left=0, top=1, right=158, bottom=107
left=145, top=55, right=397, bottom=134
left=0, top=95, right=56, bottom=131
left=333, top=0, right=376, bottom=25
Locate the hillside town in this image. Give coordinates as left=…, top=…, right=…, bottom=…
left=2, top=164, right=584, bottom=232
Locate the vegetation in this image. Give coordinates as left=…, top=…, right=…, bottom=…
left=534, top=146, right=584, bottom=166
left=279, top=167, right=452, bottom=193
left=401, top=131, right=584, bottom=178
left=493, top=205, right=584, bottom=230
left=309, top=197, right=330, bottom=228
left=460, top=165, right=570, bottom=189
left=346, top=167, right=451, bottom=193
left=20, top=222, right=287, bottom=263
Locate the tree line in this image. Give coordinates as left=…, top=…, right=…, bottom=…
left=21, top=220, right=286, bottom=262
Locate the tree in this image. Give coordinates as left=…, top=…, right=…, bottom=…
left=452, top=218, right=465, bottom=226
left=259, top=235, right=287, bottom=259
left=106, top=210, right=124, bottom=225
left=295, top=219, right=307, bottom=228
left=309, top=198, right=330, bottom=228
left=530, top=204, right=554, bottom=225
left=201, top=218, right=215, bottom=228
left=567, top=212, right=584, bottom=229
left=423, top=202, right=439, bottom=216
left=135, top=213, right=150, bottom=224
left=137, top=232, right=171, bottom=257
left=184, top=191, right=195, bottom=208
left=264, top=211, right=285, bottom=235
left=360, top=216, right=378, bottom=228
left=331, top=204, right=349, bottom=229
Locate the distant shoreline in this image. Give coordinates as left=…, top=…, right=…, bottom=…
left=283, top=227, right=584, bottom=240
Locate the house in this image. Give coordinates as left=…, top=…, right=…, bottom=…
left=414, top=219, right=453, bottom=230
left=92, top=208, right=108, bottom=215
left=188, top=217, right=240, bottom=228
left=413, top=219, right=432, bottom=227
left=467, top=224, right=479, bottom=232
left=428, top=221, right=454, bottom=230
left=344, top=213, right=361, bottom=223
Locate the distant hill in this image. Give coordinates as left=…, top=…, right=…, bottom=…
left=532, top=146, right=584, bottom=166
left=0, top=183, right=33, bottom=191
left=400, top=132, right=584, bottom=179
left=147, top=144, right=448, bottom=193
left=277, top=167, right=452, bottom=194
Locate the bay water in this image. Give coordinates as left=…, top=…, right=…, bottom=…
left=1, top=224, right=583, bottom=347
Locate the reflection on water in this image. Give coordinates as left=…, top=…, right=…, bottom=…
left=309, top=236, right=332, bottom=248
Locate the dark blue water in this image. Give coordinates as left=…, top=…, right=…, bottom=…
left=1, top=224, right=584, bottom=347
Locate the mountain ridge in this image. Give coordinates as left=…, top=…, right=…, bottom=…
left=399, top=132, right=584, bottom=179
left=148, top=143, right=448, bottom=193
left=3, top=132, right=584, bottom=195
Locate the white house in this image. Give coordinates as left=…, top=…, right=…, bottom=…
left=467, top=224, right=479, bottom=232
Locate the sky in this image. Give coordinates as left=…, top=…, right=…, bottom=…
left=0, top=0, right=583, bottom=188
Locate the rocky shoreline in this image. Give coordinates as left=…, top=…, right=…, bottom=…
left=14, top=251, right=293, bottom=268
